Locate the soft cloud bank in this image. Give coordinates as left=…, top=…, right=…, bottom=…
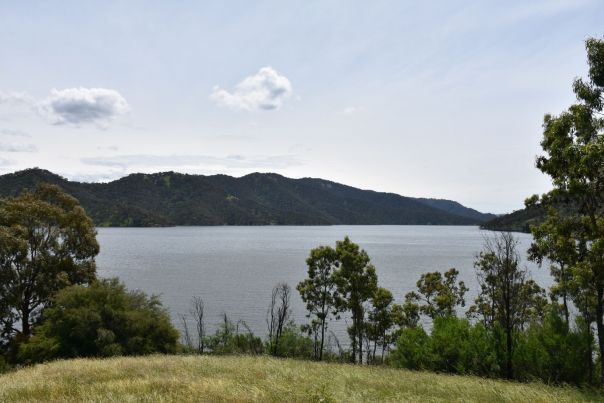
left=0, top=143, right=37, bottom=152
left=211, top=67, right=293, bottom=111
left=82, top=153, right=301, bottom=170
left=0, top=128, right=30, bottom=138
left=37, top=88, right=130, bottom=125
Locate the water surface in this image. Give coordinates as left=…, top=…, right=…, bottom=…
left=96, top=226, right=547, bottom=343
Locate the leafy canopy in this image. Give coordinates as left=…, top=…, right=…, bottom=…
left=0, top=184, right=99, bottom=343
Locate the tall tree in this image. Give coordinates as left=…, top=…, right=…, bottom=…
left=0, top=184, right=99, bottom=347
left=333, top=236, right=378, bottom=364
left=190, top=296, right=206, bottom=353
left=365, top=287, right=395, bottom=363
left=296, top=245, right=340, bottom=360
left=267, top=282, right=292, bottom=356
left=405, top=268, right=468, bottom=320
left=526, top=37, right=604, bottom=382
left=468, top=232, right=546, bottom=379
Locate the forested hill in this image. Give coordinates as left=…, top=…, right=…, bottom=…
left=0, top=168, right=496, bottom=227
left=480, top=206, right=544, bottom=233
left=480, top=201, right=582, bottom=233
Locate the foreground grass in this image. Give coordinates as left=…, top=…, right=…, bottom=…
left=0, top=355, right=600, bottom=402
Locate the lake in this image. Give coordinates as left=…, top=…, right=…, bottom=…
left=96, top=226, right=548, bottom=345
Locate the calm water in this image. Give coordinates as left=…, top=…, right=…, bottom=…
left=96, top=226, right=549, bottom=344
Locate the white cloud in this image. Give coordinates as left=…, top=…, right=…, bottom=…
left=0, top=143, right=37, bottom=152
left=211, top=67, right=293, bottom=111
left=0, top=91, right=35, bottom=105
left=81, top=153, right=302, bottom=170
left=0, top=128, right=31, bottom=138
left=37, top=88, right=130, bottom=125
left=343, top=106, right=358, bottom=115
left=1, top=88, right=129, bottom=126
left=0, top=157, right=14, bottom=167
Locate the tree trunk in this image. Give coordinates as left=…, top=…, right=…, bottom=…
left=20, top=304, right=30, bottom=338
left=357, top=320, right=363, bottom=364
left=350, top=315, right=357, bottom=364
left=319, top=318, right=326, bottom=361
left=586, top=313, right=593, bottom=384
left=506, top=325, right=513, bottom=379
left=595, top=287, right=604, bottom=385
left=562, top=293, right=569, bottom=326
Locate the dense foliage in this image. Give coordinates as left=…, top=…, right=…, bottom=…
left=0, top=184, right=99, bottom=354
left=18, top=278, right=179, bottom=363
left=524, top=36, right=604, bottom=383
left=0, top=169, right=494, bottom=227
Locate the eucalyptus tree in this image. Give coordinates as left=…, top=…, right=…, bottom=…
left=469, top=232, right=547, bottom=379
left=0, top=184, right=99, bottom=346
left=333, top=236, right=378, bottom=364
left=526, top=37, right=604, bottom=382
left=366, top=287, right=395, bottom=363
left=297, top=245, right=340, bottom=360
left=405, top=268, right=468, bottom=320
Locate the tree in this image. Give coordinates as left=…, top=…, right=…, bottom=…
left=190, top=296, right=206, bottom=353
left=267, top=282, right=292, bottom=356
left=18, top=278, right=179, bottom=363
left=529, top=208, right=580, bottom=326
left=207, top=313, right=263, bottom=355
left=297, top=245, right=340, bottom=360
left=526, top=37, right=604, bottom=382
left=468, top=232, right=547, bottom=379
left=365, top=287, right=394, bottom=363
left=333, top=236, right=378, bottom=364
left=0, top=184, right=99, bottom=348
left=405, top=268, right=468, bottom=320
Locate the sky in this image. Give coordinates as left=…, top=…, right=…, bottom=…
left=0, top=1, right=602, bottom=214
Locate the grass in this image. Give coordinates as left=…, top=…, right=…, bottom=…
left=0, top=355, right=601, bottom=402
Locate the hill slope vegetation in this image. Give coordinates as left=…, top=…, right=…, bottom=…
left=0, top=169, right=495, bottom=227
left=0, top=355, right=599, bottom=402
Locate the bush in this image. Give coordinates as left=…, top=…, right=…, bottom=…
left=429, top=316, right=470, bottom=373
left=513, top=310, right=592, bottom=384
left=18, top=278, right=179, bottom=363
left=269, top=324, right=314, bottom=359
left=390, top=327, right=432, bottom=370
left=391, top=318, right=500, bottom=376
left=205, top=315, right=263, bottom=355
left=464, top=322, right=500, bottom=377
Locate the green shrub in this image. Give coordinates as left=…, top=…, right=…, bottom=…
left=206, top=315, right=263, bottom=355
left=513, top=311, right=592, bottom=384
left=429, top=316, right=470, bottom=373
left=464, top=322, right=500, bottom=377
left=270, top=324, right=314, bottom=359
left=390, top=326, right=432, bottom=370
left=18, top=278, right=179, bottom=363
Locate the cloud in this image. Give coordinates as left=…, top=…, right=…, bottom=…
left=343, top=106, right=358, bottom=115
left=0, top=91, right=35, bottom=105
left=211, top=67, right=293, bottom=111
left=0, top=157, right=14, bottom=167
left=81, top=153, right=302, bottom=170
left=37, top=88, right=130, bottom=125
left=0, top=143, right=37, bottom=152
left=0, top=128, right=31, bottom=138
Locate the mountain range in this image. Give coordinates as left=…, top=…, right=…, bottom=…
left=0, top=168, right=496, bottom=227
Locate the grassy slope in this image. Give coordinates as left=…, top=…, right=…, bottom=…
left=0, top=355, right=600, bottom=402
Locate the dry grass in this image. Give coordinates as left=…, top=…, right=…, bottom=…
left=0, top=355, right=600, bottom=402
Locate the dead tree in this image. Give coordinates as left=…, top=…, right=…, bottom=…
left=267, top=282, right=292, bottom=356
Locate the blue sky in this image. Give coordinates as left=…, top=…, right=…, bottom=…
left=0, top=0, right=602, bottom=213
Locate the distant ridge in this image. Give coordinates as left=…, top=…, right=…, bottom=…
left=0, top=168, right=496, bottom=227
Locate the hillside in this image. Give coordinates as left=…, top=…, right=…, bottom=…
left=480, top=205, right=545, bottom=233
left=480, top=200, right=584, bottom=233
left=0, top=168, right=495, bottom=227
left=0, top=355, right=599, bottom=402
